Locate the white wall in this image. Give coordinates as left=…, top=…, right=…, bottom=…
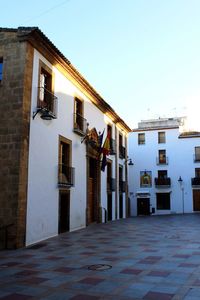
left=26, top=50, right=125, bottom=245
left=128, top=127, right=200, bottom=216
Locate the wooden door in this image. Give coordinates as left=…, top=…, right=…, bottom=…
left=107, top=193, right=112, bottom=221
left=59, top=191, right=70, bottom=233
left=193, top=190, right=200, bottom=211
left=137, top=198, right=150, bottom=215
left=88, top=178, right=95, bottom=223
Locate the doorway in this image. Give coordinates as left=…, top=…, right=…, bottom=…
left=107, top=193, right=112, bottom=221
left=58, top=191, right=70, bottom=233
left=119, top=194, right=123, bottom=218
left=193, top=189, right=200, bottom=211
left=88, top=157, right=98, bottom=224
left=137, top=198, right=150, bottom=215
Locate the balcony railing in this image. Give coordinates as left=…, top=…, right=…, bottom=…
left=107, top=178, right=116, bottom=192
left=156, top=156, right=168, bottom=165
left=110, top=138, right=116, bottom=155
left=73, top=113, right=87, bottom=136
left=194, top=154, right=200, bottom=162
left=58, top=164, right=75, bottom=187
left=119, top=145, right=126, bottom=159
left=191, top=177, right=200, bottom=186
left=119, top=180, right=126, bottom=193
left=155, top=177, right=171, bottom=187
left=38, top=87, right=58, bottom=118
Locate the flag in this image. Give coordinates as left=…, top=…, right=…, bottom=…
left=101, top=131, right=111, bottom=171
left=101, top=131, right=110, bottom=155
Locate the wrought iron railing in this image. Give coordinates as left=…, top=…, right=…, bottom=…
left=58, top=164, right=75, bottom=187
left=38, top=87, right=58, bottom=118
left=155, top=177, right=171, bottom=187
left=73, top=113, right=87, bottom=135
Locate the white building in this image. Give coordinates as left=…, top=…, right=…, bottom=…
left=128, top=117, right=200, bottom=216
left=0, top=27, right=131, bottom=248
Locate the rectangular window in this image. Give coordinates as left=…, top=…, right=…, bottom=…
left=158, top=170, right=167, bottom=178
left=108, top=124, right=115, bottom=154
left=158, top=132, right=165, bottom=144
left=58, top=136, right=74, bottom=187
left=0, top=57, right=3, bottom=81
left=138, top=133, right=145, bottom=145
left=158, top=149, right=167, bottom=164
left=195, top=147, right=200, bottom=162
left=195, top=168, right=200, bottom=178
left=37, top=61, right=57, bottom=118
left=156, top=193, right=170, bottom=210
left=74, top=97, right=86, bottom=134
left=119, top=133, right=125, bottom=158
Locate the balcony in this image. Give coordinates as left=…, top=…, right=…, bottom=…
left=119, top=180, right=126, bottom=193
left=194, top=154, right=200, bottom=162
left=156, top=156, right=168, bottom=165
left=73, top=113, right=87, bottom=136
left=37, top=87, right=57, bottom=118
left=58, top=164, right=75, bottom=188
left=110, top=138, right=116, bottom=155
left=191, top=177, right=200, bottom=186
left=107, top=178, right=116, bottom=192
left=119, top=145, right=126, bottom=159
left=155, top=177, right=171, bottom=187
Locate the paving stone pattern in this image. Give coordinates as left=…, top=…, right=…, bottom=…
left=1, top=215, right=200, bottom=299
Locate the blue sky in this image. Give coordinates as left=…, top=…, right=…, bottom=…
left=2, top=0, right=200, bottom=129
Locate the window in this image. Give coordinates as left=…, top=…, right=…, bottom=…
left=119, top=165, right=125, bottom=192
left=119, top=133, right=125, bottom=158
left=74, top=97, right=86, bottom=134
left=194, top=147, right=200, bottom=162
left=158, top=170, right=167, bottom=179
left=108, top=124, right=115, bottom=154
left=138, top=133, right=145, bottom=145
left=158, top=132, right=165, bottom=144
left=0, top=57, right=3, bottom=81
left=195, top=168, right=200, bottom=178
left=158, top=149, right=167, bottom=164
left=38, top=61, right=57, bottom=117
left=156, top=193, right=170, bottom=210
left=58, top=136, right=74, bottom=187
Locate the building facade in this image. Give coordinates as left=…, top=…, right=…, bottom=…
left=128, top=117, right=200, bottom=216
left=0, top=27, right=131, bottom=249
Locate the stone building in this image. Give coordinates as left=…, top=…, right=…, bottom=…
left=0, top=27, right=131, bottom=249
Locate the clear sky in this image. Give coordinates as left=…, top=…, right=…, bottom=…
left=2, top=0, right=200, bottom=129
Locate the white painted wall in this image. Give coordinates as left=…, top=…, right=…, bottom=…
left=26, top=49, right=126, bottom=245
left=128, top=126, right=200, bottom=216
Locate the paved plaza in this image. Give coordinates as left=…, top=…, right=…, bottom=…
left=1, top=215, right=200, bottom=299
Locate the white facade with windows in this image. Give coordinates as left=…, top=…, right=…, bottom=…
left=0, top=27, right=131, bottom=248
left=26, top=38, right=130, bottom=246
left=128, top=117, right=200, bottom=216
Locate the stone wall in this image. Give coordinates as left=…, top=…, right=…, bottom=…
left=0, top=30, right=33, bottom=248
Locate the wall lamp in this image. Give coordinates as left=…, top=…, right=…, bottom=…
left=178, top=176, right=183, bottom=183
left=125, top=158, right=134, bottom=166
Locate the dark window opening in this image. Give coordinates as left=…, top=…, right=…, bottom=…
left=156, top=193, right=170, bottom=210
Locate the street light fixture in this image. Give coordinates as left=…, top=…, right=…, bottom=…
left=178, top=176, right=184, bottom=214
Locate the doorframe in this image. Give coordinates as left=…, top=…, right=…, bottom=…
left=86, top=146, right=101, bottom=225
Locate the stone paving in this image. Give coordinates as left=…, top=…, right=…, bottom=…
left=1, top=215, right=200, bottom=299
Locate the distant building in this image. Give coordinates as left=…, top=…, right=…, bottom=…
left=0, top=27, right=131, bottom=249
left=128, top=117, right=200, bottom=216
